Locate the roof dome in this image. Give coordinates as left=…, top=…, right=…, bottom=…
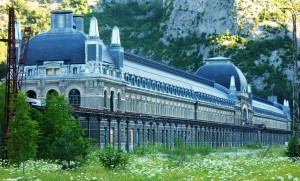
left=26, top=31, right=87, bottom=65
left=195, top=57, right=248, bottom=92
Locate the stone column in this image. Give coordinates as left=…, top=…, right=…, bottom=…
left=142, top=121, right=146, bottom=146
left=169, top=123, right=172, bottom=149
left=126, top=119, right=130, bottom=152
left=194, top=126, right=198, bottom=147
left=185, top=124, right=188, bottom=145
left=86, top=117, right=91, bottom=139
left=175, top=124, right=178, bottom=147
left=163, top=123, right=166, bottom=147
left=97, top=117, right=102, bottom=148
left=117, top=118, right=121, bottom=147
left=108, top=117, right=111, bottom=145
left=156, top=122, right=160, bottom=144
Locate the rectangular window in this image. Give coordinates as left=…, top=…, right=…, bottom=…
left=87, top=44, right=96, bottom=61
left=46, top=68, right=53, bottom=75
left=55, top=68, right=60, bottom=75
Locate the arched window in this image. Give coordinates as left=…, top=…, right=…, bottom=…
left=28, top=69, right=32, bottom=76
left=68, top=89, right=80, bottom=106
left=26, top=90, right=37, bottom=98
left=117, top=92, right=121, bottom=110
left=137, top=78, right=141, bottom=87
left=47, top=89, right=58, bottom=97
left=104, top=90, right=107, bottom=108
left=110, top=91, right=114, bottom=111
left=242, top=108, right=248, bottom=122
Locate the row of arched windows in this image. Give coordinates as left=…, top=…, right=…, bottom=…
left=26, top=89, right=81, bottom=106
left=27, top=89, right=122, bottom=110
left=124, top=73, right=194, bottom=99
left=102, top=90, right=121, bottom=111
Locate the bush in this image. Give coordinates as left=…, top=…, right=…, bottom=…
left=246, top=141, right=262, bottom=149
left=285, top=136, right=300, bottom=159
left=98, top=146, right=129, bottom=169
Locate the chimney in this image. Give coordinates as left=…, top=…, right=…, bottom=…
left=267, top=96, right=277, bottom=103
left=247, top=84, right=252, bottom=93
left=89, top=17, right=99, bottom=38
left=49, top=10, right=74, bottom=33
left=73, top=14, right=84, bottom=32
left=15, top=21, right=22, bottom=40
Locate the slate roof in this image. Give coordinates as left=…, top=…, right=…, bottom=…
left=195, top=60, right=248, bottom=92
left=26, top=31, right=87, bottom=65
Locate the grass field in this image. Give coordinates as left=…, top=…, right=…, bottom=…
left=1, top=145, right=300, bottom=181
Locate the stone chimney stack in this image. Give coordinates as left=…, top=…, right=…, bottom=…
left=15, top=21, right=22, bottom=40
left=73, top=14, right=84, bottom=32
left=267, top=96, right=277, bottom=103
left=49, top=10, right=74, bottom=33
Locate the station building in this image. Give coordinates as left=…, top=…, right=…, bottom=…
left=22, top=10, right=292, bottom=149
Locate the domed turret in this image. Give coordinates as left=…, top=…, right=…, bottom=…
left=26, top=10, right=87, bottom=65
left=195, top=57, right=248, bottom=92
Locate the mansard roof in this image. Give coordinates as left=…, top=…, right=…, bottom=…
left=26, top=30, right=87, bottom=66
left=124, top=52, right=215, bottom=87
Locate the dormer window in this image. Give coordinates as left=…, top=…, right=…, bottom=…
left=55, top=68, right=60, bottom=75
left=28, top=69, right=32, bottom=76
left=46, top=68, right=60, bottom=75
left=73, top=67, right=78, bottom=74
left=87, top=44, right=96, bottom=61
left=46, top=68, right=53, bottom=75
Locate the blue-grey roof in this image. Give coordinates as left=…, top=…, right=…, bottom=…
left=26, top=31, right=87, bottom=65
left=124, top=52, right=215, bottom=87
left=195, top=60, right=248, bottom=92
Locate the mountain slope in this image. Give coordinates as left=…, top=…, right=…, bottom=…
left=0, top=0, right=299, bottom=103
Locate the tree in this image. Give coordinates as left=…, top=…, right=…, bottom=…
left=52, top=121, right=90, bottom=168
left=37, top=93, right=90, bottom=162
left=37, top=93, right=70, bottom=158
left=0, top=83, right=5, bottom=152
left=0, top=62, right=6, bottom=79
left=6, top=92, right=39, bottom=165
left=285, top=136, right=300, bottom=160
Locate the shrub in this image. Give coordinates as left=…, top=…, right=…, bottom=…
left=98, top=146, right=129, bottom=169
left=133, top=145, right=146, bottom=156
left=285, top=136, right=300, bottom=160
left=246, top=141, right=262, bottom=149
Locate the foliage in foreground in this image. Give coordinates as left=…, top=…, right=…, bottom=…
left=98, top=146, right=129, bottom=169
left=1, top=145, right=300, bottom=181
left=0, top=88, right=90, bottom=168
left=37, top=93, right=90, bottom=164
left=286, top=136, right=300, bottom=159
left=52, top=122, right=90, bottom=168
left=7, top=92, right=39, bottom=165
left=245, top=141, right=263, bottom=149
